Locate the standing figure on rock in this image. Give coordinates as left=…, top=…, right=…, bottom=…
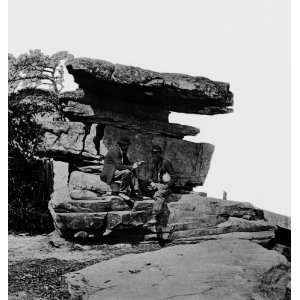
left=142, top=145, right=178, bottom=226
left=100, top=137, right=144, bottom=198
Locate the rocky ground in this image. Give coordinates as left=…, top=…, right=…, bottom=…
left=8, top=233, right=290, bottom=300
left=8, top=233, right=161, bottom=299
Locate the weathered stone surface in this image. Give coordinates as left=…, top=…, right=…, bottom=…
left=167, top=195, right=265, bottom=225
left=169, top=218, right=275, bottom=241
left=50, top=196, right=131, bottom=213
left=71, top=164, right=103, bottom=174
left=39, top=121, right=101, bottom=161
left=217, top=217, right=274, bottom=232
left=49, top=193, right=277, bottom=243
left=110, top=197, right=131, bottom=211
left=102, top=126, right=214, bottom=187
left=107, top=210, right=151, bottom=230
left=50, top=161, right=71, bottom=204
left=70, top=189, right=102, bottom=200
left=65, top=239, right=289, bottom=300
left=263, top=210, right=291, bottom=230
left=54, top=212, right=107, bottom=234
left=133, top=199, right=155, bottom=211
left=63, top=102, right=200, bottom=138
left=259, top=264, right=291, bottom=300
left=39, top=121, right=85, bottom=156
left=50, top=199, right=112, bottom=213
left=69, top=171, right=110, bottom=195
left=39, top=121, right=213, bottom=188
left=149, top=195, right=276, bottom=244
left=66, top=58, right=234, bottom=115
left=170, top=230, right=276, bottom=245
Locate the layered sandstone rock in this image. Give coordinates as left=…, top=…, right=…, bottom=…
left=40, top=121, right=215, bottom=188
left=65, top=58, right=234, bottom=115
left=49, top=192, right=276, bottom=244
left=33, top=56, right=237, bottom=241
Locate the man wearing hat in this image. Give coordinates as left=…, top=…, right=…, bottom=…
left=141, top=145, right=178, bottom=226
left=101, top=136, right=144, bottom=197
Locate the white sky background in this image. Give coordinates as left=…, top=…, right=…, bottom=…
left=8, top=0, right=290, bottom=215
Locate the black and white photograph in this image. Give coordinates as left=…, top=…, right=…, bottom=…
left=6, top=0, right=293, bottom=299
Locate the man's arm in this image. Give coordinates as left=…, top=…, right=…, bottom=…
left=163, top=160, right=178, bottom=187
left=108, top=148, right=133, bottom=171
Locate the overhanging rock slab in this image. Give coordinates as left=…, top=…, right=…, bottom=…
left=65, top=58, right=234, bottom=115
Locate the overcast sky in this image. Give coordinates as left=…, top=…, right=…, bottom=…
left=8, top=0, right=290, bottom=215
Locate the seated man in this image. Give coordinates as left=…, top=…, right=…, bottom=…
left=100, top=136, right=144, bottom=198
left=141, top=145, right=178, bottom=226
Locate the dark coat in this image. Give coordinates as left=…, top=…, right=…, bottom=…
left=100, top=146, right=132, bottom=185
left=150, top=157, right=178, bottom=188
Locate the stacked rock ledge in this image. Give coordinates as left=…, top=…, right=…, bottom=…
left=34, top=56, right=279, bottom=245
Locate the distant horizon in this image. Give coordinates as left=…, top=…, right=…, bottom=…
left=8, top=0, right=290, bottom=216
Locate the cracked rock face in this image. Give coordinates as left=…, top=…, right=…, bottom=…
left=39, top=121, right=214, bottom=188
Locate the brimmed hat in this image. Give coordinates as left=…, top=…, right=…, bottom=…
left=118, top=136, right=131, bottom=145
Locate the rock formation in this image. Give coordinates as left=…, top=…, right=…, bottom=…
left=30, top=56, right=286, bottom=247
left=19, top=56, right=290, bottom=300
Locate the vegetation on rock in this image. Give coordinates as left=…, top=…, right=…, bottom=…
left=8, top=50, right=73, bottom=233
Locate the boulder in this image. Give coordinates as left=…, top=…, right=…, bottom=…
left=70, top=190, right=103, bottom=200
left=69, top=171, right=110, bottom=195
left=66, top=58, right=234, bottom=115
left=53, top=212, right=107, bottom=236
left=64, top=239, right=289, bottom=300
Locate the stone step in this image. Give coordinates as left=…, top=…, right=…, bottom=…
left=50, top=199, right=111, bottom=213
left=168, top=215, right=228, bottom=228
left=170, top=218, right=275, bottom=240
left=50, top=195, right=132, bottom=213
left=170, top=231, right=276, bottom=245
left=168, top=195, right=265, bottom=223
left=48, top=193, right=274, bottom=243
left=52, top=209, right=152, bottom=236
left=107, top=210, right=152, bottom=230
left=132, top=199, right=155, bottom=211
left=54, top=212, right=107, bottom=234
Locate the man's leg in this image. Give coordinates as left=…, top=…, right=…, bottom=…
left=129, top=171, right=142, bottom=197
left=113, top=169, right=133, bottom=195
left=103, top=169, right=133, bottom=237
left=149, top=184, right=171, bottom=225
